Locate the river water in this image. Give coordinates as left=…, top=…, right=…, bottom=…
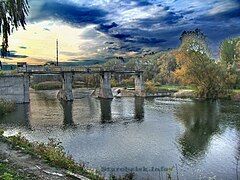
left=1, top=90, right=240, bottom=179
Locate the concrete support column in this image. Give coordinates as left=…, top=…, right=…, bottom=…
left=98, top=71, right=113, bottom=99
left=23, top=74, right=30, bottom=103
left=57, top=72, right=74, bottom=101
left=135, top=72, right=145, bottom=97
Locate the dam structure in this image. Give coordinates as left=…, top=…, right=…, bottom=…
left=0, top=65, right=145, bottom=103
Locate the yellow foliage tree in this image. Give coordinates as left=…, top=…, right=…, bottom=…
left=145, top=80, right=157, bottom=94
left=174, top=50, right=236, bottom=99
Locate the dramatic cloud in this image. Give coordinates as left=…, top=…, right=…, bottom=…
left=29, top=1, right=108, bottom=25
left=2, top=0, right=239, bottom=64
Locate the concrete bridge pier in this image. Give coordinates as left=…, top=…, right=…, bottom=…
left=135, top=72, right=145, bottom=97
left=98, top=71, right=113, bottom=99
left=23, top=74, right=30, bottom=103
left=57, top=72, right=74, bottom=101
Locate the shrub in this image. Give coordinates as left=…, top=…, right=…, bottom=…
left=1, top=173, right=13, bottom=180
left=145, top=80, right=157, bottom=94
left=32, top=81, right=62, bottom=90
left=0, top=71, right=4, bottom=76
left=121, top=77, right=135, bottom=88
left=111, top=79, right=118, bottom=87
left=0, top=162, right=30, bottom=180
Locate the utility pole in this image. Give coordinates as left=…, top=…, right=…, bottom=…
left=56, top=39, right=59, bottom=66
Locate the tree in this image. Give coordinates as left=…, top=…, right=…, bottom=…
left=0, top=0, right=29, bottom=57
left=180, top=28, right=210, bottom=56
left=174, top=50, right=235, bottom=99
left=236, top=40, right=240, bottom=62
left=174, top=30, right=236, bottom=99
left=220, top=37, right=240, bottom=88
left=220, top=38, right=239, bottom=65
left=155, top=52, right=177, bottom=85
left=145, top=80, right=157, bottom=94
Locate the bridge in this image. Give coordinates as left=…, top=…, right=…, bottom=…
left=16, top=65, right=145, bottom=102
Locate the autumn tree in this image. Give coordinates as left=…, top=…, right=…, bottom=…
left=132, top=51, right=177, bottom=84
left=174, top=50, right=235, bottom=99
left=174, top=29, right=235, bottom=99
left=145, top=80, right=157, bottom=94
left=0, top=0, right=29, bottom=57
left=155, top=52, right=177, bottom=85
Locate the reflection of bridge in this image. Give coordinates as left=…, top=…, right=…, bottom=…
left=18, top=66, right=145, bottom=102
left=63, top=97, right=144, bottom=126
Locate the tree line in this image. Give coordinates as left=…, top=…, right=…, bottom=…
left=1, top=1, right=240, bottom=99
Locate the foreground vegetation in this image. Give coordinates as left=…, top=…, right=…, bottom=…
left=1, top=133, right=104, bottom=180
left=0, top=131, right=137, bottom=180
left=0, top=162, right=34, bottom=180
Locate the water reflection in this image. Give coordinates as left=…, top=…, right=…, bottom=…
left=134, top=97, right=144, bottom=120
left=100, top=99, right=112, bottom=122
left=0, top=104, right=31, bottom=130
left=176, top=101, right=221, bottom=161
left=60, top=100, right=76, bottom=129
left=99, top=97, right=145, bottom=123
left=1, top=91, right=240, bottom=179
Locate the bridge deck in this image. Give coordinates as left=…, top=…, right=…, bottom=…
left=17, top=66, right=143, bottom=75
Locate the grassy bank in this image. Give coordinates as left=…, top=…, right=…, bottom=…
left=31, top=81, right=62, bottom=90
left=0, top=131, right=136, bottom=180
left=0, top=162, right=35, bottom=180
left=156, top=85, right=194, bottom=92
left=0, top=100, right=15, bottom=116
left=0, top=131, right=103, bottom=180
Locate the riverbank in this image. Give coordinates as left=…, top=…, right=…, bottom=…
left=23, top=79, right=240, bottom=101
left=0, top=131, right=103, bottom=180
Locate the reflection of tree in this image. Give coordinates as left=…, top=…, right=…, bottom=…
left=100, top=99, right=112, bottom=123
left=235, top=135, right=240, bottom=180
left=134, top=97, right=144, bottom=121
left=176, top=101, right=221, bottom=160
left=60, top=101, right=76, bottom=129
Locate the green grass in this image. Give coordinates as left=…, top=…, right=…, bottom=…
left=233, top=89, right=240, bottom=93
left=32, top=81, right=62, bottom=90
left=0, top=162, right=35, bottom=180
left=156, top=85, right=194, bottom=91
left=4, top=134, right=104, bottom=180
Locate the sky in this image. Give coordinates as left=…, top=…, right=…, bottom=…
left=1, top=0, right=240, bottom=64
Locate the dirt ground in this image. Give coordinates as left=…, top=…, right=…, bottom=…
left=0, top=140, right=89, bottom=180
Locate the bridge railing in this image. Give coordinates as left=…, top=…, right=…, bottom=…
left=17, top=66, right=104, bottom=73
left=17, top=65, right=143, bottom=74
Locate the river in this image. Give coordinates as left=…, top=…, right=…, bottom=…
left=0, top=90, right=240, bottom=179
